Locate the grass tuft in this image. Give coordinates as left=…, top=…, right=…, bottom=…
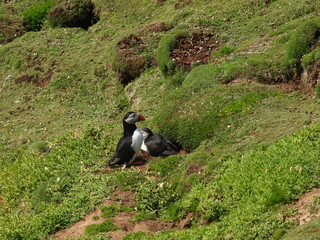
left=156, top=28, right=190, bottom=76
left=286, top=18, right=320, bottom=68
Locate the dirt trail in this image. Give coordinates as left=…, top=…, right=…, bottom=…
left=53, top=186, right=177, bottom=240
left=286, top=188, right=320, bottom=225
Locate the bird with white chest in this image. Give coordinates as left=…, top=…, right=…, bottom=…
left=141, top=128, right=179, bottom=157
left=109, top=112, right=145, bottom=168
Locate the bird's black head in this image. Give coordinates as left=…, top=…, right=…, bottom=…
left=141, top=128, right=153, bottom=139
left=123, top=112, right=145, bottom=125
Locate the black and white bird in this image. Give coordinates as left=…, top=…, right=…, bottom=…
left=140, top=128, right=179, bottom=158
left=109, top=112, right=145, bottom=168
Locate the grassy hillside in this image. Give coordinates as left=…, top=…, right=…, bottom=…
left=0, top=0, right=319, bottom=239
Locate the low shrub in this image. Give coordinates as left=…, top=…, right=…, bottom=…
left=48, top=0, right=99, bottom=29
left=157, top=28, right=190, bottom=76
left=22, top=1, right=56, bottom=31
left=286, top=18, right=320, bottom=67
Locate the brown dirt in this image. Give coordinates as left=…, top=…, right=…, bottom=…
left=174, top=0, right=193, bottom=10
left=143, top=22, right=171, bottom=33
left=15, top=75, right=34, bottom=84
left=285, top=188, right=320, bottom=225
left=15, top=70, right=53, bottom=88
left=170, top=32, right=219, bottom=72
left=53, top=199, right=118, bottom=239
left=53, top=189, right=178, bottom=240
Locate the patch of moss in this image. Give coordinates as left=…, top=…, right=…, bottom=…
left=286, top=18, right=320, bottom=67
left=156, top=28, right=190, bottom=76
left=302, top=48, right=320, bottom=70
left=84, top=219, right=119, bottom=235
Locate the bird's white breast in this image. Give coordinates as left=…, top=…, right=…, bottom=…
left=131, top=128, right=143, bottom=153
left=141, top=141, right=149, bottom=154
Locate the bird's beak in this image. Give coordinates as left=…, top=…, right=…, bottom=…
left=137, top=113, right=145, bottom=122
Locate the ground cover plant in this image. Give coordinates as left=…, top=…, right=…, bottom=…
left=0, top=0, right=320, bottom=239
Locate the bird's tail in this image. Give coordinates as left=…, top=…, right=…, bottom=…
left=109, top=155, right=125, bottom=168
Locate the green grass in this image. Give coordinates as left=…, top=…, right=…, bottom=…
left=156, top=28, right=190, bottom=76
left=281, top=216, right=320, bottom=240
left=85, top=219, right=119, bottom=235
left=1, top=0, right=320, bottom=239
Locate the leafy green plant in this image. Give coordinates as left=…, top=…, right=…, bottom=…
left=85, top=219, right=119, bottom=235
left=22, top=1, right=56, bottom=31
left=101, top=204, right=133, bottom=218
left=123, top=232, right=153, bottom=240
left=136, top=177, right=180, bottom=216
left=156, top=28, right=190, bottom=76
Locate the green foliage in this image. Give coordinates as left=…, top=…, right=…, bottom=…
left=136, top=177, right=180, bottom=216
left=155, top=84, right=276, bottom=150
left=286, top=18, right=320, bottom=67
left=101, top=204, right=133, bottom=218
left=211, top=45, right=237, bottom=59
left=48, top=0, right=99, bottom=29
left=1, top=0, right=320, bottom=239
left=182, top=64, right=220, bottom=89
left=280, top=216, right=320, bottom=240
left=157, top=29, right=190, bottom=76
left=85, top=219, right=119, bottom=235
left=123, top=231, right=153, bottom=240
left=316, top=82, right=320, bottom=99
left=22, top=1, right=56, bottom=31
left=149, top=155, right=185, bottom=177
left=301, top=48, right=320, bottom=70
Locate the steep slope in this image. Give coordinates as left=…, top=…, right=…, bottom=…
left=0, top=0, right=319, bottom=239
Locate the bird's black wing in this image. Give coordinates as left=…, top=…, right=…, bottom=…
left=159, top=137, right=179, bottom=157
left=109, top=137, right=135, bottom=167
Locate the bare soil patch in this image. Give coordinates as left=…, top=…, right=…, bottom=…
left=285, top=188, right=320, bottom=225
left=143, top=22, right=171, bottom=33
left=53, top=189, right=178, bottom=240
left=170, top=32, right=219, bottom=72
left=53, top=199, right=118, bottom=239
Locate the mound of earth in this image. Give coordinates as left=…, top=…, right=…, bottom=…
left=113, top=35, right=151, bottom=85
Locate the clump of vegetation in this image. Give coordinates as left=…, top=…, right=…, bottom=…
left=101, top=204, right=133, bottom=218
left=22, top=1, right=56, bottom=31
left=211, top=45, right=237, bottom=59
left=157, top=28, right=190, bottom=76
left=136, top=177, right=180, bottom=217
left=316, top=82, right=320, bottom=98
left=112, top=34, right=153, bottom=85
left=286, top=18, right=320, bottom=68
left=85, top=219, right=118, bottom=235
left=301, top=48, right=320, bottom=70
left=48, top=0, right=99, bottom=29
